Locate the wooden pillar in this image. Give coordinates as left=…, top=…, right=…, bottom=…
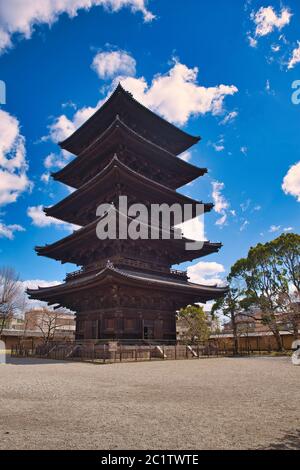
left=115, top=310, right=124, bottom=339
left=154, top=317, right=163, bottom=340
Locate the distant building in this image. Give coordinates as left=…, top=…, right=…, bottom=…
left=25, top=309, right=76, bottom=334
left=223, top=309, right=300, bottom=335
left=212, top=310, right=300, bottom=351
left=0, top=310, right=75, bottom=349
left=223, top=311, right=264, bottom=334
left=4, top=316, right=25, bottom=330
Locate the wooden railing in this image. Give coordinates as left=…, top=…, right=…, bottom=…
left=11, top=342, right=228, bottom=363
left=66, top=261, right=187, bottom=281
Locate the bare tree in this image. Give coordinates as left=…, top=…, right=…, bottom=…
left=31, top=308, right=73, bottom=344
left=0, top=266, right=24, bottom=337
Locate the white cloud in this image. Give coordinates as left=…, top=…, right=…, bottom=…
left=288, top=41, right=300, bottom=70
left=179, top=216, right=206, bottom=242
left=220, top=111, right=238, bottom=125
left=248, top=35, right=258, bottom=48
left=0, top=109, right=32, bottom=206
left=251, top=6, right=292, bottom=38
left=22, top=279, right=61, bottom=310
left=44, top=151, right=73, bottom=169
left=27, top=205, right=79, bottom=231
left=265, top=79, right=275, bottom=95
left=283, top=227, right=293, bottom=232
left=47, top=110, right=95, bottom=170
left=41, top=172, right=50, bottom=184
left=240, top=220, right=249, bottom=232
left=212, top=182, right=228, bottom=213
left=23, top=279, right=60, bottom=290
left=187, top=261, right=225, bottom=286
left=48, top=58, right=238, bottom=153
left=240, top=146, right=248, bottom=156
left=210, top=135, right=225, bottom=153
left=212, top=181, right=230, bottom=226
left=49, top=108, right=96, bottom=144
left=179, top=151, right=192, bottom=162
left=240, top=199, right=251, bottom=213
left=0, top=171, right=32, bottom=206
left=271, top=44, right=280, bottom=52
left=92, top=50, right=136, bottom=79
left=282, top=161, right=300, bottom=202
left=44, top=153, right=60, bottom=169
left=0, top=222, right=25, bottom=240
left=120, top=61, right=238, bottom=125
left=0, top=0, right=155, bottom=54
left=269, top=225, right=281, bottom=233
left=62, top=101, right=77, bottom=110
left=215, top=214, right=227, bottom=226
left=212, top=143, right=225, bottom=152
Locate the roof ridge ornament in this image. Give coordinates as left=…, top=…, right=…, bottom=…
left=106, top=260, right=114, bottom=269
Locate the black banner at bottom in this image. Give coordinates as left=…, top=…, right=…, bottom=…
left=0, top=450, right=295, bottom=464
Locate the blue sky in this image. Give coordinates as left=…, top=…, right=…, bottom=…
left=0, top=0, right=300, bottom=293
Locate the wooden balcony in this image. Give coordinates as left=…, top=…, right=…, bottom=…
left=65, top=259, right=188, bottom=282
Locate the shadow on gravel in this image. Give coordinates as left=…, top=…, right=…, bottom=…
left=260, top=430, right=300, bottom=450
left=5, top=356, right=68, bottom=366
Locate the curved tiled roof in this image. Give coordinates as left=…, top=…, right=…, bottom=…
left=45, top=155, right=213, bottom=225
left=53, top=116, right=206, bottom=190
left=36, top=207, right=222, bottom=264
left=59, top=84, right=200, bottom=156
left=27, top=265, right=228, bottom=304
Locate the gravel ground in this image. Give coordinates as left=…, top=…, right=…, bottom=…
left=0, top=356, right=299, bottom=450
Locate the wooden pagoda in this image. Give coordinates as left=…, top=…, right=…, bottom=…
left=28, top=84, right=227, bottom=342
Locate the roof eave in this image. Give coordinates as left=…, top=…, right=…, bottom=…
left=45, top=157, right=207, bottom=222
left=59, top=83, right=201, bottom=155
left=27, top=267, right=229, bottom=303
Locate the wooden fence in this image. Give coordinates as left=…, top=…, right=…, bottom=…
left=11, top=341, right=256, bottom=364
